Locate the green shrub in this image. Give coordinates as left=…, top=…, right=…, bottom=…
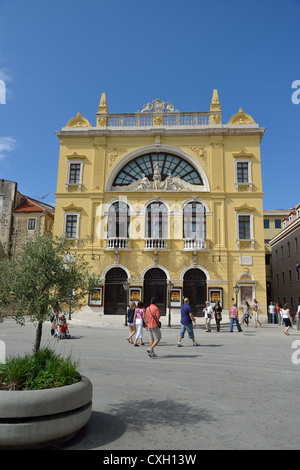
left=0, top=347, right=80, bottom=391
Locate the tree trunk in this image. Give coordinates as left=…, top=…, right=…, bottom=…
left=34, top=320, right=43, bottom=353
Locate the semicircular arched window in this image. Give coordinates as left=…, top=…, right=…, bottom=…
left=113, top=152, right=203, bottom=187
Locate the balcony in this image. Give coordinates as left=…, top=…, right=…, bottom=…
left=106, top=238, right=130, bottom=250
left=144, top=238, right=169, bottom=251
left=182, top=238, right=210, bottom=251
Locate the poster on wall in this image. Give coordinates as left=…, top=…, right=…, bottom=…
left=129, top=287, right=142, bottom=303
left=89, top=287, right=102, bottom=306
left=170, top=288, right=182, bottom=308
left=208, top=288, right=223, bottom=307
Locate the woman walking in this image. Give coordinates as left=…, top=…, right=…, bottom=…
left=242, top=301, right=251, bottom=326
left=213, top=300, right=222, bottom=332
left=126, top=301, right=136, bottom=344
left=133, top=301, right=145, bottom=346
left=253, top=299, right=261, bottom=328
left=282, top=303, right=292, bottom=335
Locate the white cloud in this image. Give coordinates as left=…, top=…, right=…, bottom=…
left=0, top=136, right=17, bottom=160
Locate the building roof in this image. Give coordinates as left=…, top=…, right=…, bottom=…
left=13, top=196, right=54, bottom=214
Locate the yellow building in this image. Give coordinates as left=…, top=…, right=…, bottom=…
left=53, top=91, right=267, bottom=322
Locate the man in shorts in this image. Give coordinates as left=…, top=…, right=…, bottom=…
left=145, top=297, right=161, bottom=358
left=177, top=298, right=200, bottom=347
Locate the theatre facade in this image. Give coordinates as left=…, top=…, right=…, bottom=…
left=53, top=91, right=267, bottom=321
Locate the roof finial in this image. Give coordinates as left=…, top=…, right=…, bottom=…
left=210, top=89, right=221, bottom=112
left=98, top=92, right=108, bottom=114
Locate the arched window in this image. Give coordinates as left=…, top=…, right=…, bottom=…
left=146, top=202, right=168, bottom=239
left=113, top=152, right=203, bottom=187
left=108, top=201, right=130, bottom=239
left=183, top=201, right=206, bottom=239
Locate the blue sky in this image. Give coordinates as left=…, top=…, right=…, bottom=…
left=0, top=0, right=299, bottom=210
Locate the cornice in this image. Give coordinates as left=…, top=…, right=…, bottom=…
left=269, top=217, right=300, bottom=246
left=55, top=125, right=265, bottom=139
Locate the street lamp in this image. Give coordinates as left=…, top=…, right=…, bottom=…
left=233, top=283, right=240, bottom=306
left=123, top=281, right=129, bottom=326
left=168, top=280, right=174, bottom=327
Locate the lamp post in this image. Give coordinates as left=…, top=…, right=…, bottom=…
left=168, top=280, right=174, bottom=327
left=233, top=283, right=240, bottom=307
left=123, top=281, right=129, bottom=326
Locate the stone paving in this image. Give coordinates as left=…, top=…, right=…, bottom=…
left=0, top=315, right=299, bottom=451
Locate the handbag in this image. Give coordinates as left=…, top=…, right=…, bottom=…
left=149, top=306, right=161, bottom=328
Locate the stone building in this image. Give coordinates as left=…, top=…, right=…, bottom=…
left=53, top=91, right=267, bottom=322
left=263, top=209, right=290, bottom=305
left=10, top=196, right=54, bottom=259
left=0, top=179, right=23, bottom=258
left=269, top=204, right=300, bottom=316
left=0, top=179, right=54, bottom=260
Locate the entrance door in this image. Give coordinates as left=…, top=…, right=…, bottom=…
left=183, top=268, right=207, bottom=317
left=144, top=268, right=167, bottom=315
left=104, top=267, right=128, bottom=315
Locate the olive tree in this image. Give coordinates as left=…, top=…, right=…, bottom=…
left=0, top=235, right=101, bottom=353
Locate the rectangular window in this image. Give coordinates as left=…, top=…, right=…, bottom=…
left=295, top=237, right=298, bottom=252
left=289, top=269, right=292, bottom=282
left=66, top=215, right=78, bottom=238
left=282, top=272, right=285, bottom=284
left=237, top=162, right=248, bottom=183
left=28, top=218, right=36, bottom=230
left=276, top=273, right=279, bottom=285
left=264, top=219, right=269, bottom=229
left=275, top=219, right=281, bottom=229
left=238, top=215, right=250, bottom=239
left=288, top=242, right=291, bottom=256
left=69, top=163, right=81, bottom=184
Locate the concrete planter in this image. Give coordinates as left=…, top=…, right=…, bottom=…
left=0, top=375, right=92, bottom=449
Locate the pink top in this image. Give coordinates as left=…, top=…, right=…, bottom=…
left=145, top=304, right=160, bottom=328
left=230, top=306, right=238, bottom=318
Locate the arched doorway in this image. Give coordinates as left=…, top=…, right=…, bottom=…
left=183, top=268, right=207, bottom=316
left=144, top=268, right=167, bottom=315
left=104, top=267, right=128, bottom=315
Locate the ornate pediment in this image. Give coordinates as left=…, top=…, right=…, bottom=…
left=228, top=108, right=255, bottom=125
left=65, top=112, right=91, bottom=128
left=138, top=99, right=178, bottom=113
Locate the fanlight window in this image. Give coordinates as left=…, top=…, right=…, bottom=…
left=113, top=153, right=203, bottom=187
left=183, top=202, right=206, bottom=239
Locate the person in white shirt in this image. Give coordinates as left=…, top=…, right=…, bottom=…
left=203, top=301, right=214, bottom=332
left=282, top=303, right=292, bottom=335
left=296, top=304, right=300, bottom=330
left=268, top=302, right=276, bottom=324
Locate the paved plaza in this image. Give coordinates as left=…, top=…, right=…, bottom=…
left=1, top=315, right=300, bottom=451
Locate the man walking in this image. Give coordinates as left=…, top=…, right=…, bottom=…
left=144, top=297, right=161, bottom=358
left=229, top=302, right=243, bottom=332
left=177, top=298, right=200, bottom=347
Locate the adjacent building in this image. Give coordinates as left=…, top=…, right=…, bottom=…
left=53, top=91, right=267, bottom=321
left=0, top=179, right=54, bottom=260
left=263, top=209, right=290, bottom=305
left=269, top=204, right=300, bottom=316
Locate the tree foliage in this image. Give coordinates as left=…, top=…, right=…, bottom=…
left=0, top=235, right=101, bottom=352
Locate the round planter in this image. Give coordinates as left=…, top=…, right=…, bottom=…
left=0, top=375, right=92, bottom=449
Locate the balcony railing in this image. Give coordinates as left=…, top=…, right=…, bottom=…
left=100, top=111, right=221, bottom=128
left=183, top=238, right=207, bottom=250
left=106, top=238, right=129, bottom=249
left=144, top=238, right=168, bottom=250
